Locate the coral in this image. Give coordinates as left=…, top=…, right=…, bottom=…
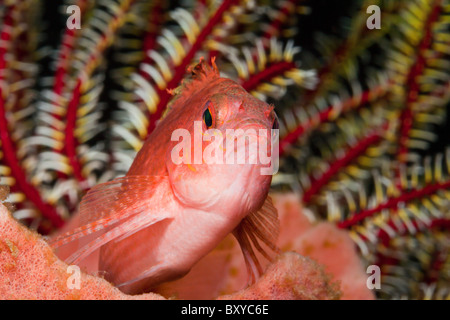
left=0, top=202, right=341, bottom=300
left=0, top=0, right=449, bottom=299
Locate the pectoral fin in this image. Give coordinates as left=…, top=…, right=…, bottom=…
left=49, top=175, right=172, bottom=265
left=233, top=195, right=281, bottom=285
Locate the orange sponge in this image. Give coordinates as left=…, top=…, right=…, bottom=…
left=0, top=202, right=164, bottom=300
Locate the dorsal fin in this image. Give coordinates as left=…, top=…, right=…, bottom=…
left=162, top=57, right=221, bottom=119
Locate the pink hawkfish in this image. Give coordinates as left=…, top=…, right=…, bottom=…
left=50, top=58, right=280, bottom=294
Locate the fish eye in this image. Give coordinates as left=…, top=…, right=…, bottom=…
left=203, top=103, right=213, bottom=129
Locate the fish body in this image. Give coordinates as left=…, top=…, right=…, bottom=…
left=98, top=181, right=237, bottom=293
left=50, top=59, right=280, bottom=294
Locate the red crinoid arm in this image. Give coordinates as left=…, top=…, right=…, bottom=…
left=376, top=218, right=450, bottom=247
left=240, top=61, right=296, bottom=92
left=0, top=100, right=64, bottom=228
left=49, top=0, right=87, bottom=183
left=141, top=0, right=166, bottom=61
left=145, top=0, right=239, bottom=136
left=279, top=82, right=390, bottom=156
left=422, top=239, right=449, bottom=284
left=64, top=79, right=84, bottom=182
left=0, top=6, right=64, bottom=228
left=337, top=179, right=450, bottom=229
left=60, top=0, right=135, bottom=183
left=53, top=0, right=88, bottom=97
left=396, top=0, right=443, bottom=162
left=372, top=217, right=450, bottom=284
left=261, top=0, right=300, bottom=40
left=301, top=127, right=385, bottom=204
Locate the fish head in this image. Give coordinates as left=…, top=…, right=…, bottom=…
left=165, top=62, right=278, bottom=222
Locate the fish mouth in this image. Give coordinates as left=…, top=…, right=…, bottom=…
left=218, top=120, right=278, bottom=175
left=231, top=118, right=270, bottom=132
